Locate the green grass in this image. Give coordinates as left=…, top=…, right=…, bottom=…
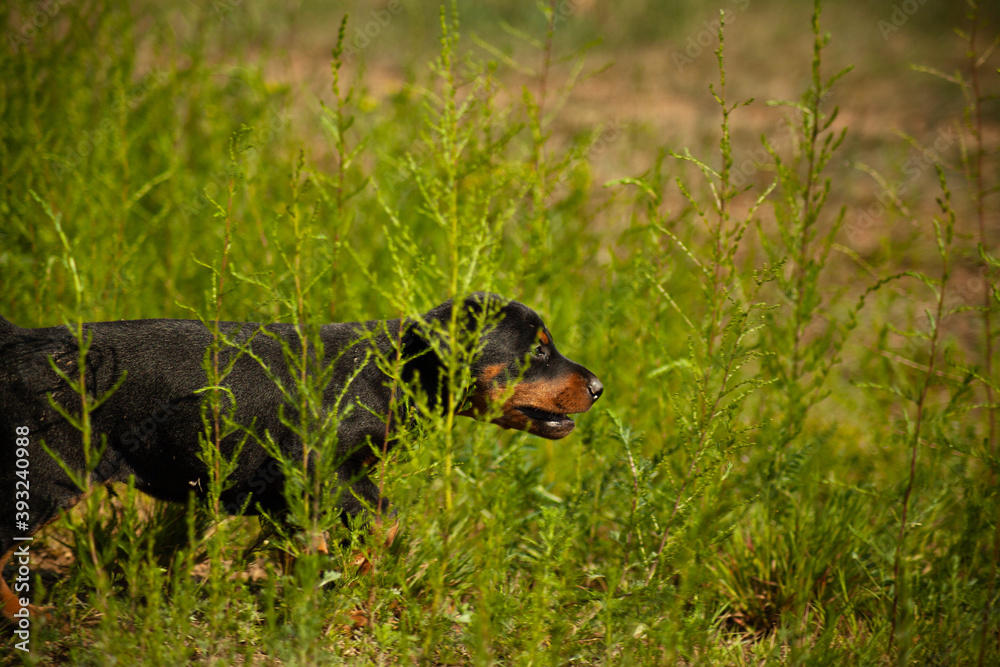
left=2, top=0, right=999, bottom=664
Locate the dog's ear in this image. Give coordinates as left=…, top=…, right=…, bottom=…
left=400, top=317, right=446, bottom=411
left=399, top=294, right=506, bottom=412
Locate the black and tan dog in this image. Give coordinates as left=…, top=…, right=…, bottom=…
left=0, top=293, right=602, bottom=620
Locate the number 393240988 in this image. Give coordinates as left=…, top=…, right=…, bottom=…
left=14, top=426, right=30, bottom=531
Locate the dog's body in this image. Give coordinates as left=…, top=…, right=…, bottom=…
left=0, top=293, right=602, bottom=619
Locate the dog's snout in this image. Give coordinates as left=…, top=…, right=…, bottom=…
left=588, top=376, right=603, bottom=402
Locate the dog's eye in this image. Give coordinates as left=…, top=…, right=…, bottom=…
left=533, top=344, right=547, bottom=360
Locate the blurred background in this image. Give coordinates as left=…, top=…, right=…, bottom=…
left=5, top=0, right=997, bottom=317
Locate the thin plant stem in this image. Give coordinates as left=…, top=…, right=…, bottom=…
left=890, top=174, right=954, bottom=655
left=968, top=2, right=1000, bottom=662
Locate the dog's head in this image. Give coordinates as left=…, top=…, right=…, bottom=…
left=402, top=293, right=603, bottom=439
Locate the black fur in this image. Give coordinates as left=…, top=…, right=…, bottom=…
left=0, top=293, right=602, bottom=585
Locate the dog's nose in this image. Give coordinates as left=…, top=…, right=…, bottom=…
left=588, top=376, right=604, bottom=402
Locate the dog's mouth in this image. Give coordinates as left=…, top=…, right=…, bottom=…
left=495, top=405, right=576, bottom=439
